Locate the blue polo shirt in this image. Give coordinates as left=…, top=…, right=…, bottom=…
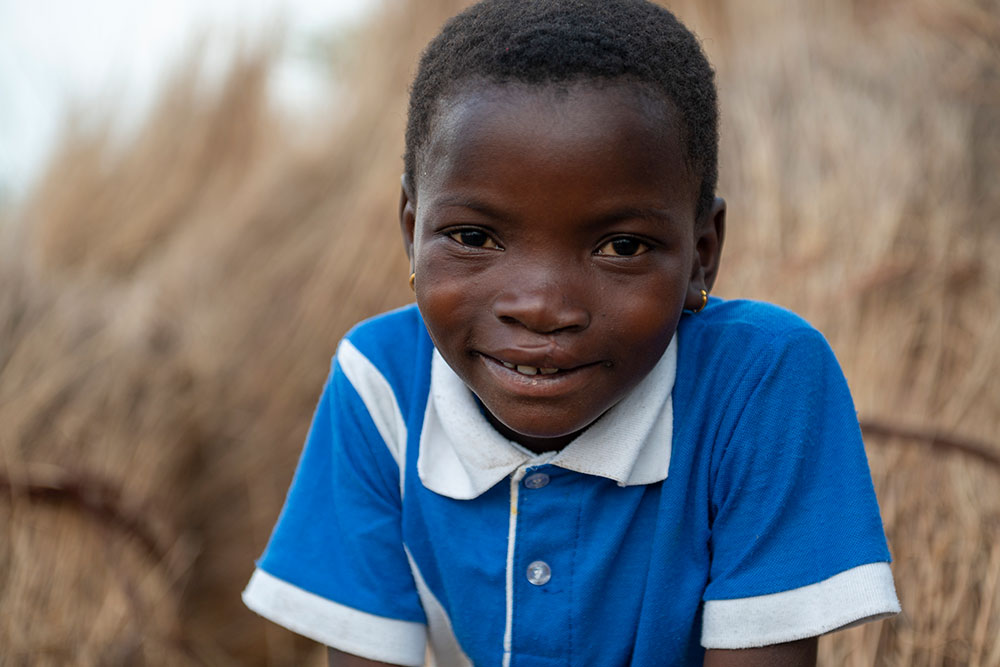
left=243, top=299, right=899, bottom=666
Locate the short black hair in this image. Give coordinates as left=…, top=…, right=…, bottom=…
left=405, top=0, right=719, bottom=219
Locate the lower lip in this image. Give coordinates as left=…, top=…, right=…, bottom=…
left=477, top=354, right=600, bottom=399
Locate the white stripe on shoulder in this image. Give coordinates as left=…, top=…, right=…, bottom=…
left=337, top=339, right=408, bottom=489
left=701, top=561, right=901, bottom=649
left=243, top=569, right=426, bottom=666
left=405, top=547, right=472, bottom=667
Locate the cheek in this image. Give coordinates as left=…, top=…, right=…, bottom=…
left=415, top=254, right=485, bottom=342
left=595, top=274, right=686, bottom=336
left=602, top=312, right=675, bottom=363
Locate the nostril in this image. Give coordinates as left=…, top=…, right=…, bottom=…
left=493, top=294, right=590, bottom=334
left=553, top=321, right=587, bottom=334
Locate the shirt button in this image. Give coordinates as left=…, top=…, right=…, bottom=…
left=526, top=560, right=552, bottom=586
left=523, top=472, right=550, bottom=489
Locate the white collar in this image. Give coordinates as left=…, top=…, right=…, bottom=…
left=417, top=337, right=677, bottom=500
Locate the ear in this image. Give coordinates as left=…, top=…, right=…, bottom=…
left=399, top=173, right=417, bottom=268
left=686, top=197, right=726, bottom=309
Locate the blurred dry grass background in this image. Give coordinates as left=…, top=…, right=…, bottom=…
left=1, top=0, right=997, bottom=664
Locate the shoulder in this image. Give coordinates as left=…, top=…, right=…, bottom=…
left=676, top=298, right=836, bottom=392
left=343, top=303, right=427, bottom=364
left=674, top=298, right=863, bottom=483
left=681, top=297, right=818, bottom=343
left=338, top=304, right=431, bottom=378
left=672, top=297, right=855, bottom=464
left=333, top=303, right=433, bottom=428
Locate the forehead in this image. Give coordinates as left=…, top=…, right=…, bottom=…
left=417, top=81, right=697, bottom=222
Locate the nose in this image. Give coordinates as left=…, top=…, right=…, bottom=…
left=492, top=279, right=590, bottom=334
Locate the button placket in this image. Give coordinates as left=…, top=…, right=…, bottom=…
left=523, top=470, right=553, bottom=586
left=508, top=465, right=577, bottom=661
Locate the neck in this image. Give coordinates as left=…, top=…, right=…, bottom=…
left=480, top=405, right=584, bottom=454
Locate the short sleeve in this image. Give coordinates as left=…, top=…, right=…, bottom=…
left=242, top=352, right=427, bottom=666
left=701, top=328, right=900, bottom=649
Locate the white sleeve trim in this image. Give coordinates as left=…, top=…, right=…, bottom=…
left=242, top=569, right=427, bottom=666
left=701, top=562, right=901, bottom=649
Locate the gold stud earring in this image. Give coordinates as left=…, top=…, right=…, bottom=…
left=409, top=272, right=416, bottom=292
left=692, top=289, right=708, bottom=313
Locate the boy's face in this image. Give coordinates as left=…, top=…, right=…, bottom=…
left=401, top=81, right=724, bottom=452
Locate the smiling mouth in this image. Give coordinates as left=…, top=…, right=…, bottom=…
left=477, top=352, right=602, bottom=399
left=498, top=360, right=561, bottom=376
left=482, top=351, right=601, bottom=378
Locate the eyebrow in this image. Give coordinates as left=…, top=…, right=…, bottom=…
left=436, top=197, right=678, bottom=228
left=588, top=206, right=678, bottom=228
left=435, top=196, right=508, bottom=220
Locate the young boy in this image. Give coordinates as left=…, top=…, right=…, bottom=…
left=243, top=1, right=900, bottom=665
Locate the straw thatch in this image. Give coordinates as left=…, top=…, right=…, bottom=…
left=1, top=0, right=997, bottom=664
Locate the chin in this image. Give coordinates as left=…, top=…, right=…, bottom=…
left=487, top=404, right=603, bottom=449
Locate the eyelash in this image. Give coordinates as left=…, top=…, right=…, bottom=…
left=447, top=228, right=502, bottom=250
left=595, top=236, right=651, bottom=257
left=446, top=229, right=651, bottom=257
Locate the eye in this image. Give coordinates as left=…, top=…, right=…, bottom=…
left=596, top=237, right=650, bottom=257
left=449, top=229, right=501, bottom=249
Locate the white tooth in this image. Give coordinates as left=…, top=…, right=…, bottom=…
left=540, top=367, right=559, bottom=375
left=502, top=361, right=516, bottom=369
left=516, top=365, right=538, bottom=375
